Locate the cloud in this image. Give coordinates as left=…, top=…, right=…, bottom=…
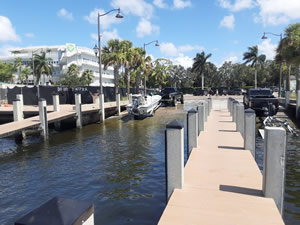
left=218, top=0, right=255, bottom=12
left=0, top=16, right=21, bottom=43
left=111, top=0, right=154, bottom=19
left=91, top=29, right=121, bottom=44
left=136, top=18, right=159, bottom=38
left=224, top=55, right=239, bottom=63
left=220, top=14, right=235, bottom=30
left=160, top=42, right=205, bottom=57
left=172, top=53, right=194, bottom=68
left=25, top=33, right=34, bottom=38
left=255, top=0, right=300, bottom=25
left=258, top=39, right=277, bottom=60
left=160, top=42, right=178, bottom=56
left=57, top=8, right=73, bottom=21
left=84, top=8, right=122, bottom=29
left=0, top=45, right=20, bottom=57
left=173, top=0, right=192, bottom=9
left=153, top=0, right=167, bottom=8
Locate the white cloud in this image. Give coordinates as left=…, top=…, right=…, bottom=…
left=160, top=42, right=205, bottom=57
left=224, top=55, right=239, bottom=63
left=160, top=42, right=178, bottom=56
left=25, top=33, right=34, bottom=38
left=136, top=18, right=159, bottom=38
left=84, top=8, right=122, bottom=29
left=57, top=8, right=73, bottom=21
left=111, top=0, right=154, bottom=19
left=173, top=0, right=192, bottom=9
left=153, top=0, right=167, bottom=8
left=220, top=14, right=235, bottom=30
left=0, top=16, right=20, bottom=43
left=218, top=0, right=255, bottom=12
left=258, top=39, right=277, bottom=60
left=91, top=29, right=121, bottom=44
left=172, top=53, right=193, bottom=68
left=0, top=45, right=19, bottom=57
left=178, top=44, right=205, bottom=52
left=255, top=0, right=300, bottom=25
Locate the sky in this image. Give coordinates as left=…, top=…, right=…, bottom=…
left=0, top=0, right=300, bottom=68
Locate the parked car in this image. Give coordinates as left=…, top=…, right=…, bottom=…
left=160, top=87, right=184, bottom=106
left=193, top=89, right=208, bottom=96
left=217, top=87, right=228, bottom=96
left=243, top=88, right=279, bottom=116
left=228, top=88, right=243, bottom=95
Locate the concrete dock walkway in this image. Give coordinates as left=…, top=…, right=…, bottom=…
left=158, top=101, right=284, bottom=224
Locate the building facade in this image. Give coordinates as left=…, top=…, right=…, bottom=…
left=0, top=43, right=115, bottom=86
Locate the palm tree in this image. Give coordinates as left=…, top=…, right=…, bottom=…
left=20, top=67, right=32, bottom=84
left=191, top=51, right=212, bottom=89
left=102, top=39, right=126, bottom=96
left=80, top=69, right=94, bottom=86
left=33, top=52, right=53, bottom=85
left=243, top=45, right=266, bottom=88
left=14, top=57, right=22, bottom=83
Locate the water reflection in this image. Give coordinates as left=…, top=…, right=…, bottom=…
left=0, top=106, right=187, bottom=225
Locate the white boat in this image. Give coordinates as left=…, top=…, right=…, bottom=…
left=126, top=94, right=161, bottom=118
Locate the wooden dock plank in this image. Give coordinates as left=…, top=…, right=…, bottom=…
left=158, top=106, right=285, bottom=225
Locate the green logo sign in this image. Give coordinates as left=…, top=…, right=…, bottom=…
left=67, top=44, right=75, bottom=52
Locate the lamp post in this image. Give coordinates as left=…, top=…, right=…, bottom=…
left=262, top=32, right=283, bottom=97
left=143, top=40, right=159, bottom=96
left=93, top=8, right=123, bottom=122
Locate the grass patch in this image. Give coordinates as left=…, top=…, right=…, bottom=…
left=290, top=92, right=296, bottom=100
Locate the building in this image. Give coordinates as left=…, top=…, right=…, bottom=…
left=0, top=43, right=115, bottom=86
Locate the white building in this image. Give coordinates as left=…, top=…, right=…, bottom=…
left=0, top=43, right=115, bottom=86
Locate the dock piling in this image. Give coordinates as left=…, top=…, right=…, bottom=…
left=16, top=94, right=24, bottom=113
left=52, top=94, right=60, bottom=112
left=13, top=99, right=23, bottom=121
left=75, top=94, right=82, bottom=128
left=38, top=98, right=48, bottom=138
left=116, top=93, right=121, bottom=116
left=263, top=127, right=286, bottom=215
left=187, top=109, right=198, bottom=158
left=204, top=101, right=208, bottom=122
left=197, top=103, right=204, bottom=135
left=165, top=121, right=184, bottom=202
left=285, top=91, right=290, bottom=109
left=236, top=104, right=245, bottom=136
left=244, top=109, right=256, bottom=158
left=208, top=98, right=212, bottom=114
left=100, top=93, right=105, bottom=122
left=296, top=90, right=300, bottom=120
left=232, top=101, right=239, bottom=122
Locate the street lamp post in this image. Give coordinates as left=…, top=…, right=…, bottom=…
left=262, top=32, right=283, bottom=97
left=143, top=40, right=159, bottom=96
left=93, top=8, right=123, bottom=122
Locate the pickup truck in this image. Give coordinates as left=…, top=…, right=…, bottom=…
left=160, top=87, right=184, bottom=106
left=243, top=88, right=279, bottom=116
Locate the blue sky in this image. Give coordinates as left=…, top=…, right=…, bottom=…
left=1, top=0, right=300, bottom=68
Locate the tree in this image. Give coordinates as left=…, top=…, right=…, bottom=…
left=150, top=58, right=173, bottom=89
left=102, top=39, right=126, bottom=95
left=191, top=51, right=212, bottom=89
left=168, top=65, right=186, bottom=88
left=14, top=57, right=22, bottom=83
left=33, top=52, right=53, bottom=85
left=0, top=61, right=15, bottom=82
left=58, top=64, right=81, bottom=86
left=20, top=67, right=32, bottom=84
left=243, top=45, right=266, bottom=88
left=80, top=69, right=94, bottom=86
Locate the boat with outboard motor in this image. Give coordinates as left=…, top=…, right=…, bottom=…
left=126, top=94, right=161, bottom=119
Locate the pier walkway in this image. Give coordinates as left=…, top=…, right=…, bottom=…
left=0, top=101, right=128, bottom=138
left=158, top=100, right=284, bottom=224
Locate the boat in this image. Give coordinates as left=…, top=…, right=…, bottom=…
left=126, top=94, right=161, bottom=118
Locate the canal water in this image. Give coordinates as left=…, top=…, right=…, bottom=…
left=0, top=106, right=188, bottom=225
left=255, top=115, right=300, bottom=225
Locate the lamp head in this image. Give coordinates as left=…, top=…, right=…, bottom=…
left=261, top=33, right=268, bottom=39
left=155, top=40, right=160, bottom=47
left=93, top=44, right=98, bottom=56
left=116, top=9, right=123, bottom=19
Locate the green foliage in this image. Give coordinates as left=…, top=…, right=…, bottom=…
left=33, top=52, right=53, bottom=84
left=149, top=58, right=173, bottom=88
left=0, top=61, right=16, bottom=82
left=57, top=64, right=81, bottom=86
left=19, top=67, right=32, bottom=84
left=80, top=69, right=94, bottom=86
left=191, top=51, right=212, bottom=87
